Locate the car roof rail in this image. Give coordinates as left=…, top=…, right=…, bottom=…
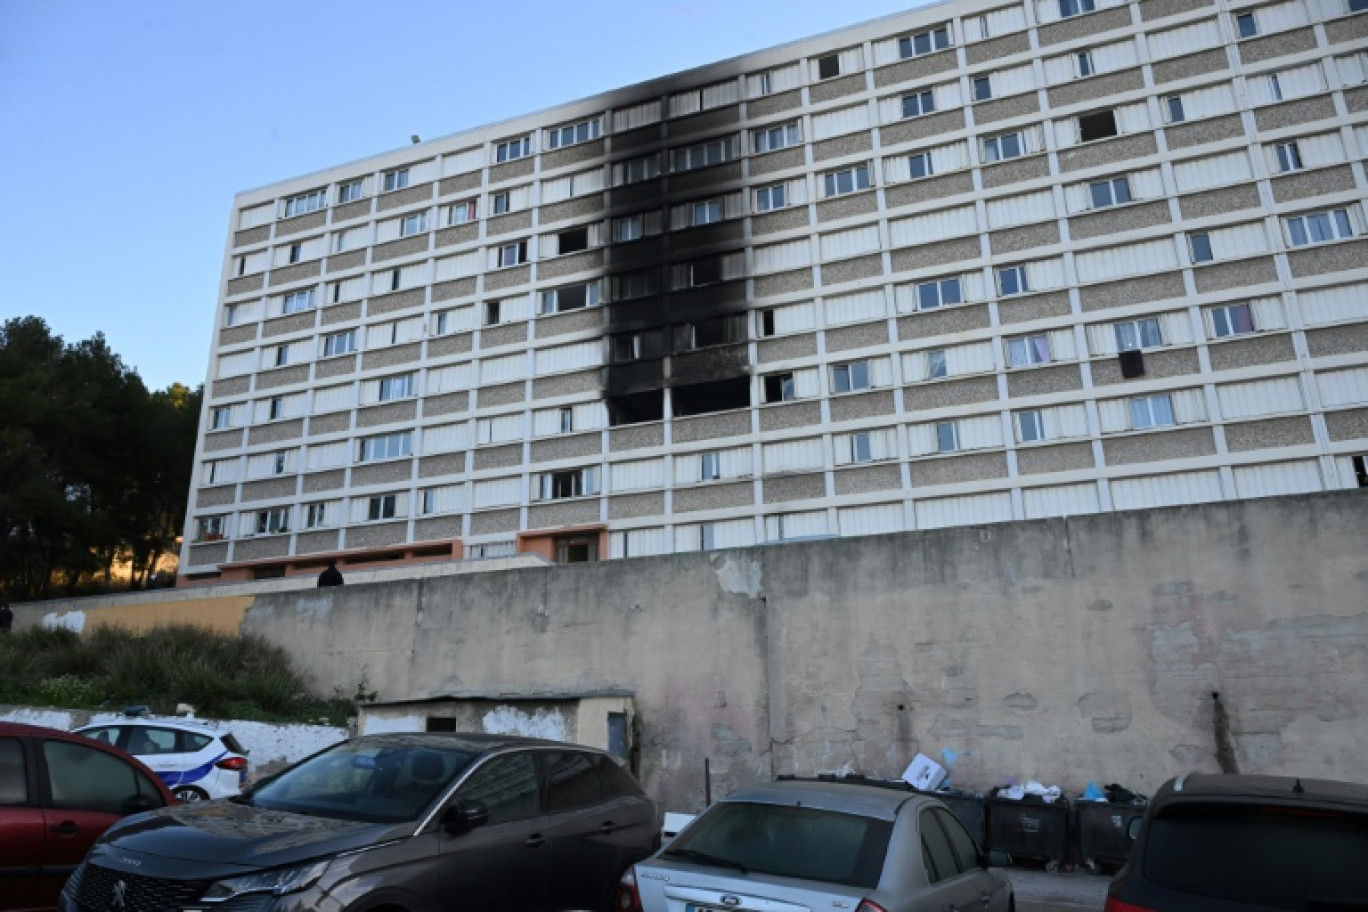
left=1173, top=770, right=1197, bottom=792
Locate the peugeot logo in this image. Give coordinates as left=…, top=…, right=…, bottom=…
left=720, top=897, right=742, bottom=907
left=111, top=880, right=128, bottom=912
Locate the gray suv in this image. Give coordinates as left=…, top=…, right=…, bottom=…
left=60, top=733, right=658, bottom=912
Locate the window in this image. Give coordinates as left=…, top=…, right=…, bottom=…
left=43, top=740, right=165, bottom=815
left=337, top=180, right=364, bottom=203
left=998, top=265, right=1030, bottom=296
left=612, top=333, right=647, bottom=362
left=823, top=164, right=871, bottom=197
left=1165, top=96, right=1186, bottom=123
left=1236, top=12, right=1258, bottom=37
left=284, top=189, right=326, bottom=218
left=686, top=314, right=745, bottom=348
left=448, top=200, right=477, bottom=225
left=899, top=27, right=950, bottom=59
left=1352, top=0, right=1368, bottom=11
left=908, top=152, right=933, bottom=179
left=492, top=192, right=510, bottom=215
left=754, top=122, right=801, bottom=153
left=368, top=494, right=397, bottom=521
left=1275, top=142, right=1303, bottom=172
left=1018, top=410, right=1046, bottom=443
left=305, top=503, right=328, bottom=529
left=378, top=374, right=414, bottom=401
left=540, top=282, right=600, bottom=314
left=288, top=243, right=303, bottom=264
left=1211, top=303, right=1255, bottom=338
left=1090, top=177, right=1132, bottom=208
left=699, top=523, right=717, bottom=551
left=917, top=277, right=963, bottom=310
left=547, top=117, right=601, bottom=149
left=1076, top=51, right=1094, bottom=77
left=1007, top=335, right=1051, bottom=367
left=274, top=345, right=290, bottom=367
left=701, top=451, right=721, bottom=480
left=420, top=489, right=438, bottom=515
left=538, top=467, right=599, bottom=500
left=673, top=138, right=734, bottom=172
left=936, top=422, right=959, bottom=453
left=282, top=289, right=315, bottom=314
left=1286, top=209, right=1353, bottom=246
left=849, top=432, right=874, bottom=463
left=817, top=54, right=840, bottom=79
left=832, top=361, right=872, bottom=394
left=1114, top=318, right=1162, bottom=351
left=210, top=407, right=232, bottom=430
left=983, top=132, right=1024, bottom=162
left=692, top=198, right=724, bottom=226
left=759, top=309, right=777, bottom=337
left=902, top=90, right=936, bottom=118
left=972, top=76, right=993, bottom=101
left=389, top=268, right=401, bottom=291
left=321, top=329, right=355, bottom=358
left=1131, top=394, right=1175, bottom=429
left=257, top=508, right=290, bottom=535
left=496, top=137, right=531, bottom=162
left=359, top=432, right=413, bottom=462
left=497, top=241, right=528, bottom=267
left=268, top=397, right=284, bottom=421
left=557, top=225, right=590, bottom=254
left=558, top=408, right=574, bottom=434
left=483, top=301, right=502, bottom=325
left=1268, top=74, right=1284, bottom=102
left=1059, top=0, right=1095, bottom=17
left=927, top=350, right=948, bottom=379
left=1078, top=110, right=1118, bottom=142
left=399, top=212, right=427, bottom=237
left=382, top=169, right=410, bottom=192
left=195, top=516, right=226, bottom=541
left=614, top=214, right=645, bottom=242
left=764, top=372, right=796, bottom=402
left=621, top=154, right=660, bottom=184
left=755, top=184, right=787, bottom=212
left=1189, top=232, right=1214, bottom=263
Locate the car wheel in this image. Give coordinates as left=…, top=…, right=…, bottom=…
left=174, top=786, right=208, bottom=802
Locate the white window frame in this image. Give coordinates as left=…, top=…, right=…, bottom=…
left=1210, top=302, right=1255, bottom=338
left=1090, top=176, right=1132, bottom=209
left=753, top=121, right=801, bottom=153
left=448, top=200, right=477, bottom=225
left=902, top=90, right=936, bottom=118
left=337, top=179, right=364, bottom=203
left=983, top=132, right=1025, bottom=162
left=368, top=494, right=398, bottom=521
left=283, top=189, right=326, bottom=218
left=1017, top=410, right=1046, bottom=443
left=998, top=265, right=1030, bottom=296
left=256, top=508, right=290, bottom=535
left=1286, top=209, right=1353, bottom=246
left=755, top=183, right=787, bottom=212
left=322, top=330, right=356, bottom=358
left=831, top=361, right=872, bottom=394
left=378, top=374, right=415, bottom=401
left=382, top=168, right=410, bottom=193
left=1007, top=334, right=1052, bottom=367
left=1114, top=317, right=1162, bottom=351
left=282, top=289, right=315, bottom=314
left=908, top=152, right=934, bottom=179
left=399, top=212, right=427, bottom=237
left=1131, top=394, right=1175, bottom=429
left=1059, top=0, right=1096, bottom=17
left=899, top=26, right=950, bottom=59
left=546, top=118, right=602, bottom=150
left=822, top=163, right=872, bottom=197
left=358, top=431, right=413, bottom=462
left=936, top=421, right=959, bottom=453
left=496, top=137, right=531, bottom=162
left=1275, top=141, right=1303, bottom=173
left=916, top=277, right=963, bottom=310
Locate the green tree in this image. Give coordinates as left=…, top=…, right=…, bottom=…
left=0, top=318, right=201, bottom=599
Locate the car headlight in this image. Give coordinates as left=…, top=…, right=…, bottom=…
left=201, top=860, right=330, bottom=902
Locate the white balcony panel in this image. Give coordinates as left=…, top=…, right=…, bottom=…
left=1299, top=283, right=1368, bottom=326
left=479, top=353, right=527, bottom=384
left=442, top=147, right=484, bottom=177
left=611, top=458, right=666, bottom=493
left=421, top=423, right=470, bottom=455
left=1023, top=483, right=1102, bottom=519
left=820, top=225, right=882, bottom=261
left=838, top=503, right=905, bottom=536
left=1218, top=376, right=1305, bottom=419
left=825, top=289, right=888, bottom=326
left=811, top=104, right=871, bottom=140
left=535, top=340, right=602, bottom=375
left=1317, top=367, right=1368, bottom=407
left=1233, top=461, right=1323, bottom=499
left=472, top=476, right=522, bottom=508
left=890, top=205, right=977, bottom=247
left=916, top=492, right=1012, bottom=529
left=1110, top=470, right=1223, bottom=510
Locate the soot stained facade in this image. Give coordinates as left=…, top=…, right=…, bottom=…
left=182, top=0, right=1368, bottom=583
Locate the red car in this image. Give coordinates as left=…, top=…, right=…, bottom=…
left=0, top=722, right=176, bottom=912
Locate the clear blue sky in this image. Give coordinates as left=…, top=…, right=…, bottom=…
left=0, top=0, right=924, bottom=391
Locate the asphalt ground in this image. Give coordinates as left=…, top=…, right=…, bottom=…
left=1008, top=867, right=1112, bottom=911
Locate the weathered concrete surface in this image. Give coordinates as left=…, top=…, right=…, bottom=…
left=233, top=492, right=1368, bottom=812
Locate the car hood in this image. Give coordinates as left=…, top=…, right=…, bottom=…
left=94, top=800, right=411, bottom=871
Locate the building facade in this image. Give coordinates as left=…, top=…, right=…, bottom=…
left=181, top=0, right=1368, bottom=583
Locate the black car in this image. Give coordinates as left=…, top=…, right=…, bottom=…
left=1105, top=772, right=1368, bottom=911
left=61, top=732, right=658, bottom=912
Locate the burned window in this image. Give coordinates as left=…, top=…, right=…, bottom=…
left=611, top=269, right=662, bottom=301
left=817, top=54, right=840, bottom=79
left=673, top=378, right=751, bottom=417
left=760, top=309, right=777, bottom=337
left=612, top=329, right=664, bottom=362
left=1078, top=110, right=1118, bottom=142
left=764, top=372, right=796, bottom=403
left=685, top=314, right=746, bottom=349
left=557, top=226, right=589, bottom=255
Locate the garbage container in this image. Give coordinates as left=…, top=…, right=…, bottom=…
left=1075, top=800, right=1145, bottom=872
left=987, top=796, right=1069, bottom=870
left=935, top=792, right=986, bottom=848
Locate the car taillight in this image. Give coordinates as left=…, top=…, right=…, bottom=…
left=216, top=756, right=248, bottom=771
left=613, top=867, right=643, bottom=912
left=855, top=900, right=888, bottom=912
left=1104, top=896, right=1157, bottom=912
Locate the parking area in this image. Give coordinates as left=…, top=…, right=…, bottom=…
left=1009, top=868, right=1110, bottom=912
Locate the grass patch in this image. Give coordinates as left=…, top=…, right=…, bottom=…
left=0, top=625, right=355, bottom=723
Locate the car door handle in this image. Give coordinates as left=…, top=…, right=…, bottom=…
left=50, top=821, right=79, bottom=836
left=525, top=834, right=546, bottom=848
left=599, top=820, right=617, bottom=834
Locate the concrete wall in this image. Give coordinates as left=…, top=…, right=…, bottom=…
left=15, top=493, right=1367, bottom=812
left=235, top=492, right=1368, bottom=811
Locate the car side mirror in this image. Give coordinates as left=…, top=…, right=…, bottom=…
left=441, top=799, right=490, bottom=835
left=124, top=793, right=162, bottom=814
left=1127, top=817, right=1143, bottom=840
left=984, top=849, right=1012, bottom=868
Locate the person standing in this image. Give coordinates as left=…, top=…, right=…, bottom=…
left=0, top=595, right=13, bottom=633
left=317, top=560, right=345, bottom=587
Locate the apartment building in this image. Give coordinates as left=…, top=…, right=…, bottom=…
left=181, top=0, right=1368, bottom=582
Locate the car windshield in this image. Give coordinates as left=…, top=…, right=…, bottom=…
left=1144, top=803, right=1368, bottom=909
left=249, top=741, right=476, bottom=823
left=664, top=801, right=891, bottom=889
